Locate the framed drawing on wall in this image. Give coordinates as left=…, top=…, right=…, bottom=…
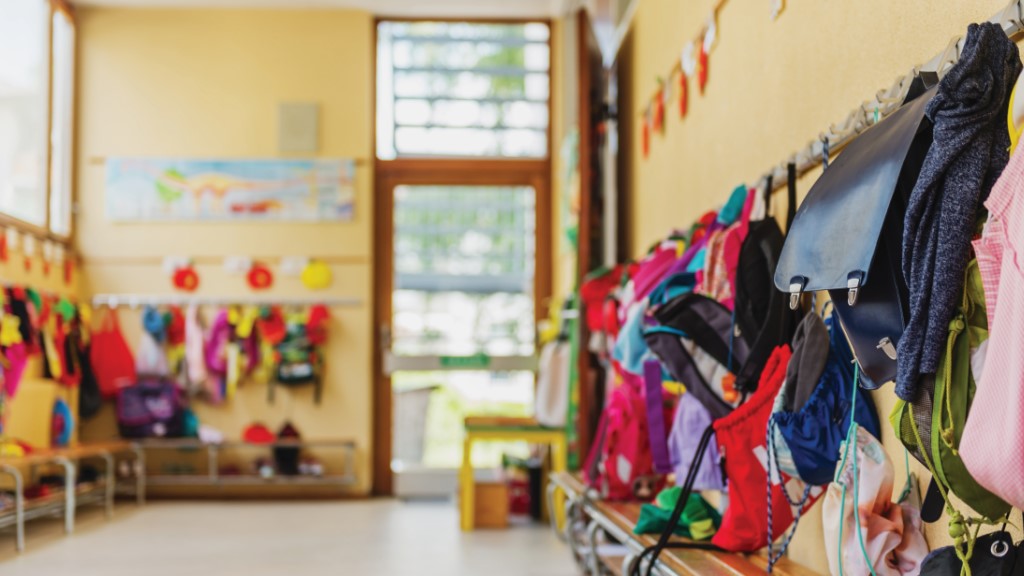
left=105, top=158, right=355, bottom=222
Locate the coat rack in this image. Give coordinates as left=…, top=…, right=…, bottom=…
left=91, top=294, right=362, bottom=308
left=760, top=0, right=1024, bottom=194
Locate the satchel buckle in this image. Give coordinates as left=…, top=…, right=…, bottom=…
left=788, top=278, right=807, bottom=310
left=847, top=273, right=864, bottom=306
left=876, top=337, right=897, bottom=360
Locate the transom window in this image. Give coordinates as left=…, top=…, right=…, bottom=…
left=376, top=21, right=551, bottom=159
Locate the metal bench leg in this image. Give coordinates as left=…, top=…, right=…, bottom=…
left=55, top=457, right=75, bottom=535
left=132, top=443, right=146, bottom=505
left=100, top=451, right=115, bottom=518
left=623, top=554, right=638, bottom=576
left=564, top=498, right=577, bottom=542
left=566, top=501, right=588, bottom=572
left=586, top=518, right=602, bottom=575
left=1, top=464, right=24, bottom=552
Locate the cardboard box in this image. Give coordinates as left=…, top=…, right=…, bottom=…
left=473, top=481, right=509, bottom=529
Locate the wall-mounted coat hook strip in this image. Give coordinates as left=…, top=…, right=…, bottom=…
left=91, top=294, right=362, bottom=308
left=87, top=157, right=370, bottom=167
left=759, top=0, right=1024, bottom=196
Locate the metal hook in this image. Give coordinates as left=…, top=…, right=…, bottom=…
left=996, top=0, right=1024, bottom=36
left=935, top=35, right=964, bottom=78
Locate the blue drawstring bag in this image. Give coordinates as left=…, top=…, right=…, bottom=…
left=768, top=308, right=881, bottom=487
left=763, top=307, right=882, bottom=572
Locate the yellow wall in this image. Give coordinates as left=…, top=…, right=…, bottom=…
left=620, top=0, right=1017, bottom=571
left=74, top=8, right=374, bottom=493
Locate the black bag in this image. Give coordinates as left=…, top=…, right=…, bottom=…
left=774, top=75, right=937, bottom=388
left=644, top=292, right=750, bottom=420
left=733, top=168, right=801, bottom=393
left=268, top=328, right=323, bottom=405
left=77, top=343, right=103, bottom=420
left=921, top=531, right=1024, bottom=576
left=273, top=421, right=302, bottom=476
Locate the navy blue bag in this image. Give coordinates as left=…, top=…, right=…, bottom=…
left=768, top=308, right=881, bottom=487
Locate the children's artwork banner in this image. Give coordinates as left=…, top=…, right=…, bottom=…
left=105, top=158, right=355, bottom=222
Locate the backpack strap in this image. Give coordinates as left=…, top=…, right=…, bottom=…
left=632, top=424, right=719, bottom=576
left=643, top=360, right=672, bottom=474
left=764, top=174, right=774, bottom=217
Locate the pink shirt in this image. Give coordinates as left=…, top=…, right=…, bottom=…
left=962, top=144, right=1024, bottom=510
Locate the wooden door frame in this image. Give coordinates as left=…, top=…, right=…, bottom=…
left=574, top=7, right=608, bottom=463
left=371, top=17, right=555, bottom=496
left=372, top=158, right=552, bottom=496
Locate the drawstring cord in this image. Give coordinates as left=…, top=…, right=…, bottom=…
left=765, top=417, right=812, bottom=572
left=939, top=283, right=972, bottom=454
left=834, top=363, right=877, bottom=576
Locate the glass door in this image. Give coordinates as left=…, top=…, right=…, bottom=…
left=373, top=18, right=553, bottom=497
left=386, top=185, right=539, bottom=497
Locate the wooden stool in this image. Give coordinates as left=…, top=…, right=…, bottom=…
left=459, top=416, right=568, bottom=531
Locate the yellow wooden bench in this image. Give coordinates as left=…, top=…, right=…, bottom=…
left=460, top=416, right=568, bottom=531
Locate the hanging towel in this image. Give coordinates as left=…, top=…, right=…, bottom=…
left=897, top=22, right=1021, bottom=400
left=184, top=305, right=208, bottom=394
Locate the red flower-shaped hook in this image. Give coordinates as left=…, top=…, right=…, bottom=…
left=247, top=262, right=273, bottom=291
left=172, top=265, right=200, bottom=292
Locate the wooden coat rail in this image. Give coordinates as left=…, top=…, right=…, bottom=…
left=761, top=0, right=1024, bottom=194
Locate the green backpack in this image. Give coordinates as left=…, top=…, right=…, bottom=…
left=890, top=259, right=1010, bottom=527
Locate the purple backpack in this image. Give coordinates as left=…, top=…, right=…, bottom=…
left=116, top=378, right=185, bottom=438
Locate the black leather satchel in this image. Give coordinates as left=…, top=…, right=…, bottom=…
left=774, top=77, right=937, bottom=388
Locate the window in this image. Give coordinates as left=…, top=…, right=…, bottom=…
left=376, top=21, right=551, bottom=159
left=392, top=185, right=537, bottom=356
left=0, top=0, right=76, bottom=237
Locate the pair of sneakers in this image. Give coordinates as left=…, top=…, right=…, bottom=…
left=298, top=458, right=323, bottom=477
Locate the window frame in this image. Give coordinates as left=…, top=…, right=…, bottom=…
left=0, top=0, right=77, bottom=243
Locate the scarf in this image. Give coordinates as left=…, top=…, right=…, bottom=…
left=897, top=22, right=1021, bottom=400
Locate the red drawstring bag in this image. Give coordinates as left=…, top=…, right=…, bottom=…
left=711, top=345, right=800, bottom=552
left=90, top=309, right=136, bottom=398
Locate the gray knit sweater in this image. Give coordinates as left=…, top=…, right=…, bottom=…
left=896, top=22, right=1021, bottom=401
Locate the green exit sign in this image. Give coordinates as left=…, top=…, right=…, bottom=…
left=439, top=353, right=491, bottom=369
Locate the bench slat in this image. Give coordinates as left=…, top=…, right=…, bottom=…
left=564, top=474, right=820, bottom=576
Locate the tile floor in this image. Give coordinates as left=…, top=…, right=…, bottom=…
left=0, top=499, right=580, bottom=576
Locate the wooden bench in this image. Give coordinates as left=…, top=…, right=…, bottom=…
left=548, top=472, right=819, bottom=576
left=461, top=416, right=567, bottom=531
left=0, top=441, right=143, bottom=552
